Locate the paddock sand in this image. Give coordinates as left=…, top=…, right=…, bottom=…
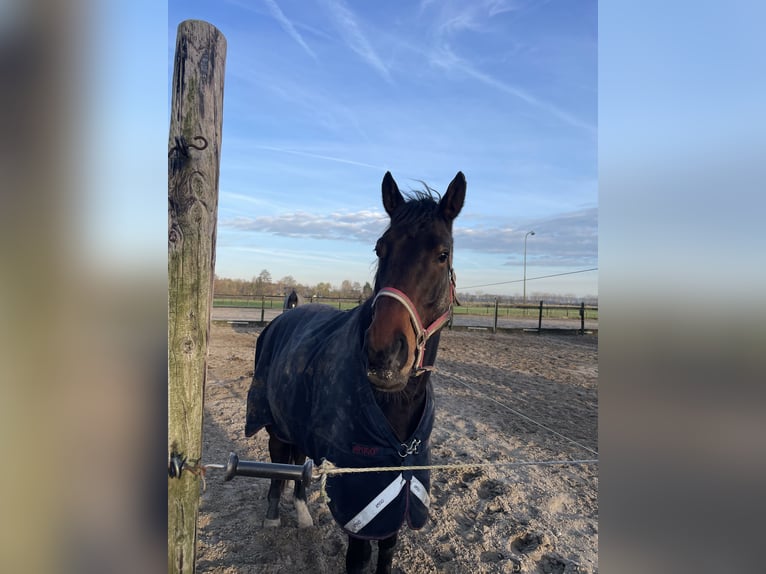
left=196, top=322, right=598, bottom=573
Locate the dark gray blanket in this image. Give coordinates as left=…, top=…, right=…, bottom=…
left=245, top=303, right=433, bottom=539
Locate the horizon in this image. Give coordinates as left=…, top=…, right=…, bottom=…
left=213, top=269, right=599, bottom=303
left=168, top=1, right=598, bottom=297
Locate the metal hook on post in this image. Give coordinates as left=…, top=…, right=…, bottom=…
left=168, top=452, right=186, bottom=478
left=168, top=135, right=208, bottom=157
left=168, top=135, right=209, bottom=172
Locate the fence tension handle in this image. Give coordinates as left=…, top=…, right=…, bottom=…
left=222, top=452, right=314, bottom=487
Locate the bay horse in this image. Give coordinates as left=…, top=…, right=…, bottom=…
left=245, top=171, right=466, bottom=573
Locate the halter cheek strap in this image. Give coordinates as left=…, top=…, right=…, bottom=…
left=371, top=269, right=457, bottom=375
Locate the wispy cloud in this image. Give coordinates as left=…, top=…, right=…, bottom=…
left=423, top=0, right=520, bottom=35
left=254, top=145, right=386, bottom=171
left=261, top=0, right=318, bottom=61
left=321, top=0, right=392, bottom=83
left=431, top=45, right=595, bottom=134
left=222, top=206, right=597, bottom=267
left=486, top=0, right=519, bottom=18
left=221, top=191, right=273, bottom=206
left=456, top=208, right=598, bottom=265
left=228, top=245, right=359, bottom=266
left=223, top=209, right=389, bottom=242
left=228, top=67, right=371, bottom=139
left=418, top=0, right=594, bottom=134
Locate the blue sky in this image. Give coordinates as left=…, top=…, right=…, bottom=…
left=167, top=0, right=597, bottom=298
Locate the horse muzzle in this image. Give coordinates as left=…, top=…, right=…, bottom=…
left=364, top=327, right=413, bottom=392
left=366, top=367, right=409, bottom=393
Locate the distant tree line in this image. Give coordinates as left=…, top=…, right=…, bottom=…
left=214, top=270, right=374, bottom=300
left=214, top=271, right=597, bottom=306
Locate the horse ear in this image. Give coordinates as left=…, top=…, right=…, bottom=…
left=382, top=171, right=404, bottom=217
left=440, top=171, right=466, bottom=222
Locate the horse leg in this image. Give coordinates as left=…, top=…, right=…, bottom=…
left=345, top=536, right=372, bottom=574
left=264, top=431, right=291, bottom=527
left=291, top=447, right=313, bottom=528
left=375, top=532, right=398, bottom=574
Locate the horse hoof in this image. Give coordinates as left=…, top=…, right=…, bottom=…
left=263, top=517, right=281, bottom=528
left=297, top=515, right=314, bottom=528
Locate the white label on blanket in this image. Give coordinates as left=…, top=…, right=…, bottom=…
left=409, top=476, right=430, bottom=508
left=343, top=473, right=406, bottom=534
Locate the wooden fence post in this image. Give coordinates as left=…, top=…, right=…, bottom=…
left=537, top=300, right=544, bottom=333
left=493, top=298, right=499, bottom=333
left=168, top=19, right=226, bottom=574
left=261, top=296, right=265, bottom=322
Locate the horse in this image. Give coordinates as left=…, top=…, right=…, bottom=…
left=245, top=171, right=466, bottom=573
left=283, top=289, right=300, bottom=310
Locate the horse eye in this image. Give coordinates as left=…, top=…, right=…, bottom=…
left=438, top=251, right=449, bottom=263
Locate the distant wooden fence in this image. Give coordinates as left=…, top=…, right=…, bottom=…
left=214, top=293, right=364, bottom=313
left=213, top=295, right=597, bottom=334
left=168, top=20, right=226, bottom=574
left=451, top=300, right=598, bottom=334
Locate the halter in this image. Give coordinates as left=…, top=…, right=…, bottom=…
left=371, top=268, right=458, bottom=375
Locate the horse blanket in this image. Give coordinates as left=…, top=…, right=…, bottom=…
left=245, top=303, right=434, bottom=539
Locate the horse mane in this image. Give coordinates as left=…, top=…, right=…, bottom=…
left=407, top=181, right=442, bottom=201
left=387, top=183, right=443, bottom=228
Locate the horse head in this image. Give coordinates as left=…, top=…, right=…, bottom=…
left=365, top=171, right=466, bottom=392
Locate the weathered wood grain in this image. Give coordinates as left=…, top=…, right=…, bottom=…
left=168, top=19, right=226, bottom=574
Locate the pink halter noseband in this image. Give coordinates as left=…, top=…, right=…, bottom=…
left=371, top=268, right=458, bottom=375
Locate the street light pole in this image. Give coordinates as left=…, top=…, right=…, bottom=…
left=523, top=230, right=535, bottom=307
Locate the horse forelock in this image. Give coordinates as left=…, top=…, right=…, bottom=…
left=388, top=186, right=442, bottom=227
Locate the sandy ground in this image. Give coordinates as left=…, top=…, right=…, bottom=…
left=196, top=321, right=598, bottom=573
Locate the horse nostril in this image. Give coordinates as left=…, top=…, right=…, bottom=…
left=365, top=328, right=411, bottom=374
